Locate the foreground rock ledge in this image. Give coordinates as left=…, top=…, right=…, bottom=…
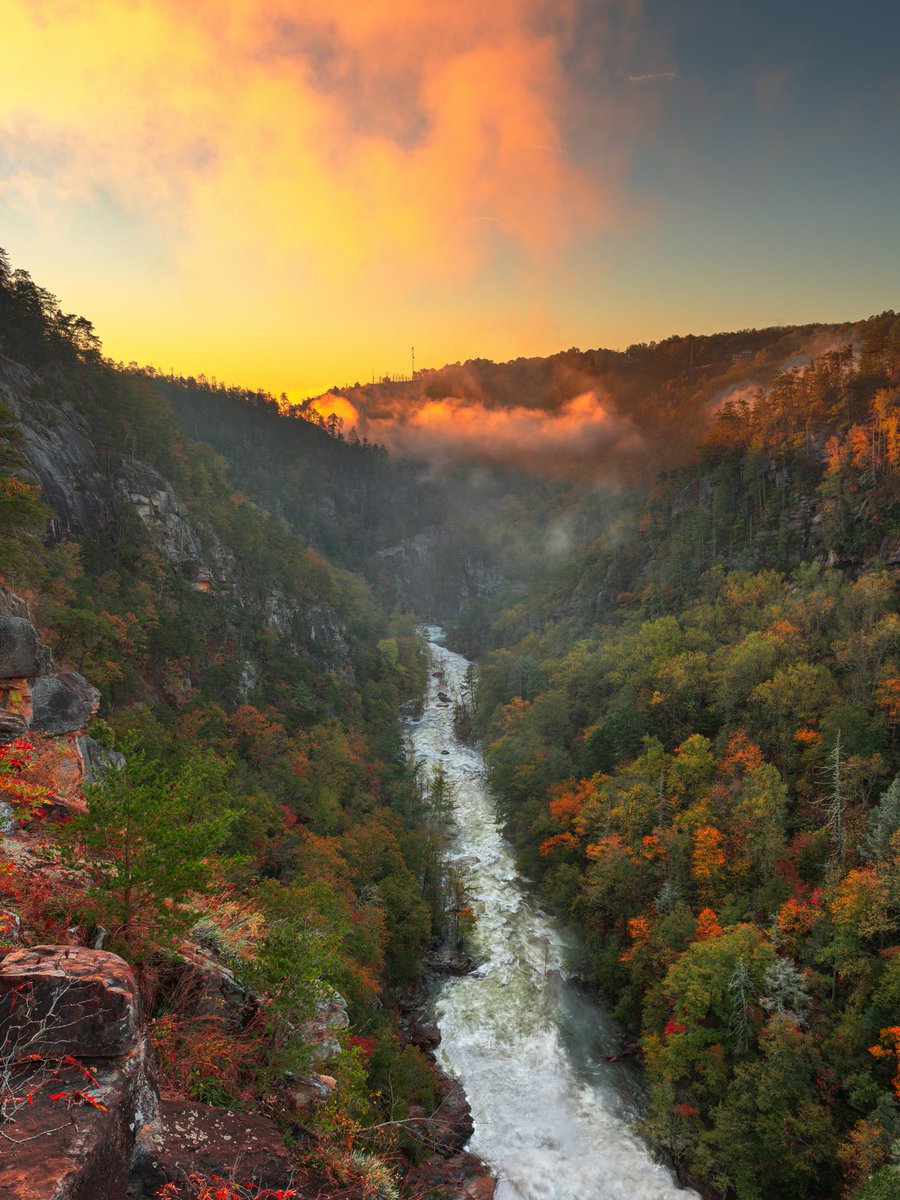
left=127, top=1100, right=295, bottom=1199
left=0, top=947, right=157, bottom=1200
left=0, top=945, right=140, bottom=1059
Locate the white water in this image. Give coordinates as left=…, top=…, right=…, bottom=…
left=407, top=633, right=695, bottom=1200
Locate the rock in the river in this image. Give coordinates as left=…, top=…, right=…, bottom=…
left=30, top=672, right=100, bottom=735
left=407, top=1151, right=496, bottom=1199
left=127, top=1100, right=294, bottom=1198
left=0, top=945, right=140, bottom=1058
left=426, top=946, right=477, bottom=976
left=402, top=1010, right=442, bottom=1050
left=428, top=1072, right=475, bottom=1153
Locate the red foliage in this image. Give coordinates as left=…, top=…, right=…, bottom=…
left=720, top=730, right=764, bottom=775
left=675, top=1102, right=700, bottom=1119
left=348, top=1035, right=377, bottom=1062
left=538, top=832, right=577, bottom=857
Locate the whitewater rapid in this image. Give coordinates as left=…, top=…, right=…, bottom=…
left=407, top=632, right=694, bottom=1200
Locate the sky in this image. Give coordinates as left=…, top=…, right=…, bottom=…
left=1, top=0, right=899, bottom=398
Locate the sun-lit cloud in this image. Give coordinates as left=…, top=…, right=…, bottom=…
left=309, top=382, right=643, bottom=475
left=0, top=0, right=650, bottom=393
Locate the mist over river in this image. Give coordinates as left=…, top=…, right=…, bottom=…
left=407, top=631, right=695, bottom=1200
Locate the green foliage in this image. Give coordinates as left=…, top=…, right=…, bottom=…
left=0, top=399, right=47, bottom=579
left=473, top=476, right=899, bottom=1200
left=66, top=744, right=235, bottom=958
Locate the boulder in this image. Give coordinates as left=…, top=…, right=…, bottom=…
left=0, top=947, right=156, bottom=1200
left=0, top=946, right=140, bottom=1059
left=0, top=1038, right=157, bottom=1200
left=30, top=672, right=100, bottom=735
left=0, top=617, right=51, bottom=680
left=77, top=735, right=126, bottom=784
left=176, top=947, right=258, bottom=1031
left=406, top=1151, right=496, bottom=1199
left=426, top=946, right=477, bottom=976
left=283, top=1072, right=337, bottom=1117
left=402, top=1010, right=441, bottom=1051
left=0, top=708, right=27, bottom=745
left=127, top=1100, right=294, bottom=1198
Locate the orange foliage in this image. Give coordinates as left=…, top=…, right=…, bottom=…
left=776, top=896, right=819, bottom=953
left=640, top=834, right=665, bottom=860
left=227, top=705, right=287, bottom=766
left=620, top=914, right=652, bottom=962
left=720, top=730, right=763, bottom=775
left=838, top=1118, right=892, bottom=1192
left=793, top=727, right=821, bottom=746
left=695, top=907, right=724, bottom=941
left=875, top=675, right=900, bottom=728
left=548, top=778, right=593, bottom=826
left=691, top=825, right=726, bottom=882
left=831, top=868, right=891, bottom=939
left=539, top=832, right=578, bottom=857
left=501, top=696, right=531, bottom=732
left=869, top=1027, right=900, bottom=1100
left=585, top=834, right=633, bottom=862
left=767, top=620, right=801, bottom=645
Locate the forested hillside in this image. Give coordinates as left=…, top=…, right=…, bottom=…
left=0, top=249, right=478, bottom=1197
left=457, top=320, right=900, bottom=1199
left=2, top=243, right=899, bottom=1199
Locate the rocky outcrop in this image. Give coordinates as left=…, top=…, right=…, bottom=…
left=0, top=947, right=301, bottom=1200
left=127, top=1101, right=294, bottom=1199
left=0, top=945, right=140, bottom=1058
left=121, top=459, right=234, bottom=590
left=30, top=672, right=100, bottom=737
left=0, top=947, right=158, bottom=1200
left=0, top=615, right=52, bottom=678
left=374, top=529, right=507, bottom=619
left=0, top=600, right=100, bottom=810
left=302, top=988, right=350, bottom=1062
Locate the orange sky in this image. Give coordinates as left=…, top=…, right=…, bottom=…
left=1, top=0, right=639, bottom=394
left=2, top=2, right=898, bottom=397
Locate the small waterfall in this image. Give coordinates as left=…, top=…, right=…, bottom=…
left=407, top=632, right=695, bottom=1200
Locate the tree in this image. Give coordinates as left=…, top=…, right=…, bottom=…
left=0, top=399, right=47, bottom=577
left=866, top=776, right=900, bottom=859
left=66, top=746, right=235, bottom=957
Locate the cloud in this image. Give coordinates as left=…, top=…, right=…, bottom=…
left=311, top=384, right=643, bottom=475
left=627, top=71, right=679, bottom=83
left=0, top=0, right=622, bottom=291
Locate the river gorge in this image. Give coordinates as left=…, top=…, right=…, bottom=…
left=407, top=631, right=695, bottom=1200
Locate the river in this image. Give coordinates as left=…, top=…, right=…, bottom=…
left=406, top=632, right=695, bottom=1200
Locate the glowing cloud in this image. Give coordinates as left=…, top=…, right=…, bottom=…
left=315, top=386, right=643, bottom=474
left=0, top=1, right=647, bottom=391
